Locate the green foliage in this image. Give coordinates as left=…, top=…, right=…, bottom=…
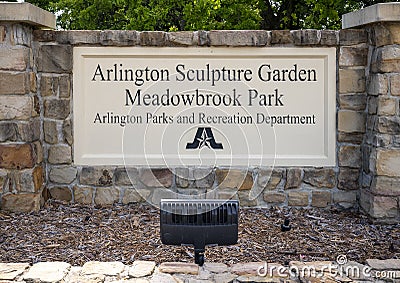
left=26, top=0, right=400, bottom=31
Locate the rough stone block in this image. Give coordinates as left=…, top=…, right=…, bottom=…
left=0, top=263, right=30, bottom=281
left=33, top=141, right=43, bottom=164
left=0, top=169, right=7, bottom=194
left=270, top=30, right=293, bottom=45
left=48, top=186, right=72, bottom=202
left=55, top=30, right=101, bottom=45
left=368, top=97, right=378, bottom=115
left=390, top=74, right=400, bottom=96
left=372, top=46, right=400, bottom=73
left=0, top=71, right=28, bottom=95
left=311, top=191, right=331, bottom=208
left=43, top=120, right=58, bottom=144
left=0, top=95, right=33, bottom=120
left=238, top=191, right=257, bottom=206
left=49, top=166, right=77, bottom=184
left=129, top=261, right=156, bottom=278
left=216, top=190, right=238, bottom=201
left=339, top=69, right=365, bottom=93
left=258, top=169, right=283, bottom=190
left=371, top=176, right=400, bottom=196
left=292, top=29, right=320, bottom=45
left=338, top=110, right=366, bottom=133
left=285, top=168, right=302, bottom=189
left=0, top=122, right=17, bottom=142
left=1, top=193, right=41, bottom=212
left=377, top=97, right=396, bottom=116
left=40, top=74, right=58, bottom=97
left=12, top=24, right=32, bottom=47
left=338, top=167, right=360, bottom=191
left=16, top=166, right=43, bottom=193
left=73, top=186, right=94, bottom=204
left=263, top=191, right=286, bottom=204
left=376, top=149, right=400, bottom=177
left=376, top=116, right=400, bottom=134
left=175, top=168, right=190, bottom=188
left=114, top=167, right=138, bottom=186
left=320, top=30, right=338, bottom=46
left=359, top=189, right=372, bottom=213
left=0, top=143, right=36, bottom=169
left=372, top=23, right=400, bottom=47
left=122, top=188, right=150, bottom=204
left=29, top=72, right=37, bottom=93
left=333, top=190, right=357, bottom=209
left=366, top=258, right=400, bottom=270
left=368, top=74, right=388, bottom=95
left=288, top=191, right=309, bottom=206
left=63, top=119, right=72, bottom=145
left=94, top=187, right=120, bottom=205
left=339, top=46, right=368, bottom=66
left=338, top=132, right=364, bottom=144
left=17, top=119, right=40, bottom=142
left=99, top=30, right=139, bottom=46
left=339, top=93, right=367, bottom=111
left=303, top=168, right=335, bottom=188
left=59, top=75, right=70, bottom=98
left=339, top=29, right=367, bottom=45
left=216, top=169, right=253, bottom=190
left=209, top=30, right=269, bottom=46
left=44, top=99, right=70, bottom=119
left=231, top=262, right=265, bottom=276
left=197, top=30, right=209, bottom=46
left=167, top=32, right=196, bottom=46
left=37, top=45, right=72, bottom=73
left=193, top=168, right=214, bottom=188
left=33, top=29, right=56, bottom=42
left=139, top=168, right=172, bottom=188
left=393, top=135, right=400, bottom=147
left=339, top=145, right=361, bottom=168
left=140, top=31, right=166, bottom=46
left=47, top=145, right=72, bottom=164
left=23, top=262, right=71, bottom=282
left=80, top=167, right=114, bottom=186
left=370, top=133, right=392, bottom=148
left=0, top=47, right=30, bottom=71
left=159, top=262, right=198, bottom=275
left=0, top=25, right=6, bottom=43
left=362, top=191, right=398, bottom=219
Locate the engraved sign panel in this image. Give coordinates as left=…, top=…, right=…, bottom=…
left=73, top=47, right=336, bottom=166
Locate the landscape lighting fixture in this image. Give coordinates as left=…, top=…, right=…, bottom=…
left=160, top=199, right=239, bottom=266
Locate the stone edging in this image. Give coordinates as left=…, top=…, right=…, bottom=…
left=1, top=259, right=400, bottom=282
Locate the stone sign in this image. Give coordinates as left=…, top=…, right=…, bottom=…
left=73, top=47, right=336, bottom=166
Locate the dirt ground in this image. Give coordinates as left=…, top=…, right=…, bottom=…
left=0, top=201, right=399, bottom=266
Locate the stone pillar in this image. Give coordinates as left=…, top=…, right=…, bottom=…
left=0, top=3, right=55, bottom=212
left=343, top=3, right=400, bottom=223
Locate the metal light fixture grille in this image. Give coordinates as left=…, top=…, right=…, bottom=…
left=160, top=199, right=239, bottom=266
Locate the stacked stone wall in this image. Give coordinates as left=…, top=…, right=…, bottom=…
left=0, top=23, right=44, bottom=212
left=9, top=30, right=366, bottom=211
left=360, top=22, right=400, bottom=222
left=0, top=4, right=399, bottom=222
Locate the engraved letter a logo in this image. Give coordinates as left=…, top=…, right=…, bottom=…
left=186, top=127, right=223, bottom=149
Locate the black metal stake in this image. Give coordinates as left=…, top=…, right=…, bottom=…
left=194, top=248, right=205, bottom=266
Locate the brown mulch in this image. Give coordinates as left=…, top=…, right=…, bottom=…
left=0, top=200, right=399, bottom=266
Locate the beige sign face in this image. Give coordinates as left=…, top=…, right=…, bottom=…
left=73, top=47, right=336, bottom=167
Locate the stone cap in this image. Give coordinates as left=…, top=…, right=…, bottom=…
left=343, top=3, right=400, bottom=29
left=0, top=2, right=56, bottom=29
